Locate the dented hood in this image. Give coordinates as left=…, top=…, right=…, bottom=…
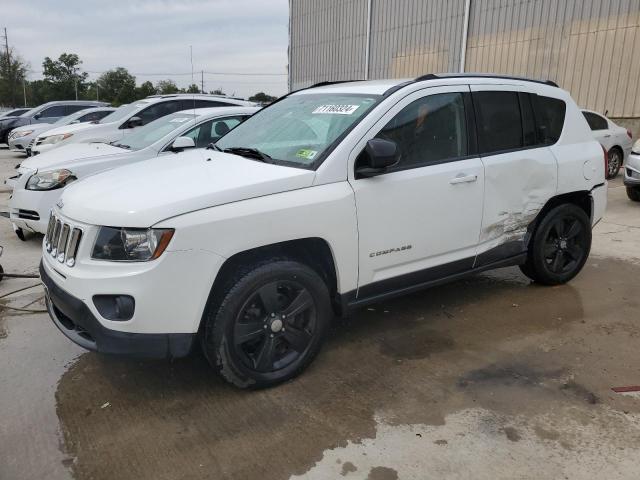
left=58, top=149, right=315, bottom=227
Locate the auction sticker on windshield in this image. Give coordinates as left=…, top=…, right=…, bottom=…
left=312, top=105, right=360, bottom=115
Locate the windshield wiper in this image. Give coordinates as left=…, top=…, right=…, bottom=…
left=221, top=146, right=272, bottom=163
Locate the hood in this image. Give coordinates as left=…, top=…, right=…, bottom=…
left=1, top=117, right=29, bottom=129
left=21, top=142, right=129, bottom=172
left=13, top=122, right=52, bottom=136
left=59, top=149, right=316, bottom=227
left=37, top=121, right=104, bottom=138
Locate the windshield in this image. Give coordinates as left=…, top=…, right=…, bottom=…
left=20, top=105, right=45, bottom=117
left=99, top=103, right=144, bottom=124
left=116, top=112, right=196, bottom=150
left=216, top=93, right=380, bottom=168
left=52, top=109, right=93, bottom=126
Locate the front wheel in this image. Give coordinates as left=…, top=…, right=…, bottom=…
left=519, top=204, right=592, bottom=285
left=202, top=260, right=332, bottom=389
left=607, top=149, right=623, bottom=179
left=627, top=186, right=640, bottom=202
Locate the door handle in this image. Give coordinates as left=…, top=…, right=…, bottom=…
left=603, top=134, right=611, bottom=138
left=450, top=174, right=478, bottom=184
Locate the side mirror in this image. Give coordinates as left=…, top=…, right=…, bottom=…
left=355, top=138, right=400, bottom=178
left=170, top=136, right=196, bottom=152
left=33, top=113, right=41, bottom=120
left=126, top=116, right=143, bottom=128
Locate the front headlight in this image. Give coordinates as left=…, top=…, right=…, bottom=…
left=40, top=132, right=73, bottom=145
left=632, top=139, right=640, bottom=154
left=26, top=169, right=76, bottom=191
left=12, top=130, right=34, bottom=139
left=91, top=227, right=174, bottom=262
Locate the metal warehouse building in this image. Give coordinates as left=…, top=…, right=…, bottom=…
left=288, top=0, right=640, bottom=126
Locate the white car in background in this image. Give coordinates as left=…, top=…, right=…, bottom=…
left=7, top=107, right=115, bottom=155
left=7, top=106, right=258, bottom=238
left=624, top=141, right=640, bottom=201
left=32, top=94, right=256, bottom=155
left=582, top=109, right=632, bottom=179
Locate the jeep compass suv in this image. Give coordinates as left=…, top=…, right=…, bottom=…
left=40, top=74, right=607, bottom=388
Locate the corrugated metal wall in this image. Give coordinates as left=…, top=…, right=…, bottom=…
left=289, top=0, right=640, bottom=117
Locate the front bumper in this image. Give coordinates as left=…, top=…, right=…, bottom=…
left=8, top=185, right=61, bottom=234
left=41, top=261, right=196, bottom=358
left=624, top=154, right=640, bottom=187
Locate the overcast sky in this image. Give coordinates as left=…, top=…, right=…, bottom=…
left=3, top=0, right=289, bottom=98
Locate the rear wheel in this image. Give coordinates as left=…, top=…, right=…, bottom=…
left=607, top=148, right=622, bottom=179
left=202, top=259, right=332, bottom=389
left=627, top=186, right=640, bottom=202
left=519, top=204, right=591, bottom=285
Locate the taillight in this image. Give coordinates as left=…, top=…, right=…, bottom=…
left=627, top=129, right=633, bottom=139
left=601, top=144, right=608, bottom=176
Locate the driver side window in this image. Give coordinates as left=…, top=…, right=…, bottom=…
left=375, top=92, right=468, bottom=170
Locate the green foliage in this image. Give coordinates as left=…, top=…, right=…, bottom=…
left=210, top=88, right=224, bottom=95
left=185, top=83, right=201, bottom=93
left=41, top=53, right=88, bottom=100
left=136, top=81, right=156, bottom=98
left=248, top=92, right=278, bottom=104
left=156, top=79, right=179, bottom=94
left=0, top=49, right=28, bottom=107
left=96, top=67, right=137, bottom=105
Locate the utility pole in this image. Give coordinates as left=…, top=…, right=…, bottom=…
left=22, top=78, right=26, bottom=106
left=96, top=82, right=99, bottom=101
left=74, top=78, right=78, bottom=100
left=201, top=70, right=204, bottom=93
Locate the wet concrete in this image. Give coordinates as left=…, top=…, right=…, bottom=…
left=1, top=146, right=640, bottom=480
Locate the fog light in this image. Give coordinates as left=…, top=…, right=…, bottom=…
left=93, top=295, right=135, bottom=321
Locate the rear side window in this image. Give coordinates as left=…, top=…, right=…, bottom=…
left=65, top=104, right=94, bottom=115
left=533, top=95, right=566, bottom=144
left=582, top=111, right=608, bottom=131
left=474, top=91, right=523, bottom=154
left=137, top=101, right=181, bottom=125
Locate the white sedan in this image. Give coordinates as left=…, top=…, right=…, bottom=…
left=582, top=109, right=632, bottom=179
left=6, top=106, right=258, bottom=238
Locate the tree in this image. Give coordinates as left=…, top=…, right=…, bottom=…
left=249, top=92, right=278, bottom=104
left=185, top=83, right=200, bottom=94
left=96, top=67, right=136, bottom=105
left=42, top=53, right=88, bottom=100
left=210, top=88, right=224, bottom=95
left=156, top=79, right=179, bottom=94
left=136, top=81, right=156, bottom=99
left=0, top=48, right=28, bottom=107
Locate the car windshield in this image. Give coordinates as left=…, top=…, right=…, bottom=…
left=52, top=109, right=94, bottom=126
left=99, top=103, right=144, bottom=124
left=116, top=112, right=197, bottom=151
left=215, top=93, right=380, bottom=168
left=20, top=105, right=46, bottom=117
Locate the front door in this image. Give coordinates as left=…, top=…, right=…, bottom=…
left=349, top=86, right=485, bottom=299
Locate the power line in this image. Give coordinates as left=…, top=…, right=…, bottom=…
left=28, top=69, right=287, bottom=77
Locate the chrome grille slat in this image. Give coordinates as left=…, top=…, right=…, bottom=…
left=57, top=224, right=70, bottom=262
left=45, top=213, right=83, bottom=266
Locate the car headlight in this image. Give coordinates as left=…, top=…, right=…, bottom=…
left=40, top=132, right=73, bottom=145
left=91, top=227, right=174, bottom=261
left=633, top=139, right=640, bottom=154
left=12, top=130, right=34, bottom=139
left=26, top=169, right=76, bottom=191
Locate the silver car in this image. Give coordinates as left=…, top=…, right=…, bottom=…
left=8, top=107, right=116, bottom=154
left=624, top=141, right=640, bottom=201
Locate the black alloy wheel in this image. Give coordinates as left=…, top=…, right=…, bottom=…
left=542, top=216, right=587, bottom=275
left=232, top=279, right=316, bottom=373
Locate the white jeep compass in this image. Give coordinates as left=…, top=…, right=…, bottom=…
left=40, top=74, right=607, bottom=389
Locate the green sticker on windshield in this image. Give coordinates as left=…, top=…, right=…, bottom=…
left=296, top=149, right=318, bottom=160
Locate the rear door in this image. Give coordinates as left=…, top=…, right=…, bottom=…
left=582, top=111, right=613, bottom=150
left=471, top=86, right=559, bottom=264
left=350, top=85, right=485, bottom=298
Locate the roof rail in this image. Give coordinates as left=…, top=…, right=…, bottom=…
left=309, top=79, right=364, bottom=88
left=414, top=73, right=560, bottom=88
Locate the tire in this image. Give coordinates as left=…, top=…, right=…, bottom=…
left=627, top=186, right=640, bottom=202
left=15, top=227, right=26, bottom=241
left=606, top=148, right=623, bottom=179
left=201, top=259, right=332, bottom=389
left=519, top=204, right=591, bottom=285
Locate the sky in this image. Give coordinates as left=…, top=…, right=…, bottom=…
left=3, top=0, right=289, bottom=98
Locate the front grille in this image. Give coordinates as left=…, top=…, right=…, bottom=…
left=27, top=139, right=35, bottom=148
left=35, top=138, right=44, bottom=146
left=44, top=213, right=82, bottom=267
left=17, top=209, right=39, bottom=220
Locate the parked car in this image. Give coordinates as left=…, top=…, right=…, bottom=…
left=624, top=140, right=640, bottom=201
left=0, top=101, right=108, bottom=145
left=40, top=74, right=606, bottom=389
left=582, top=109, right=632, bottom=179
left=31, top=94, right=256, bottom=155
left=7, top=107, right=116, bottom=155
left=0, top=108, right=30, bottom=119
left=7, top=106, right=257, bottom=237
